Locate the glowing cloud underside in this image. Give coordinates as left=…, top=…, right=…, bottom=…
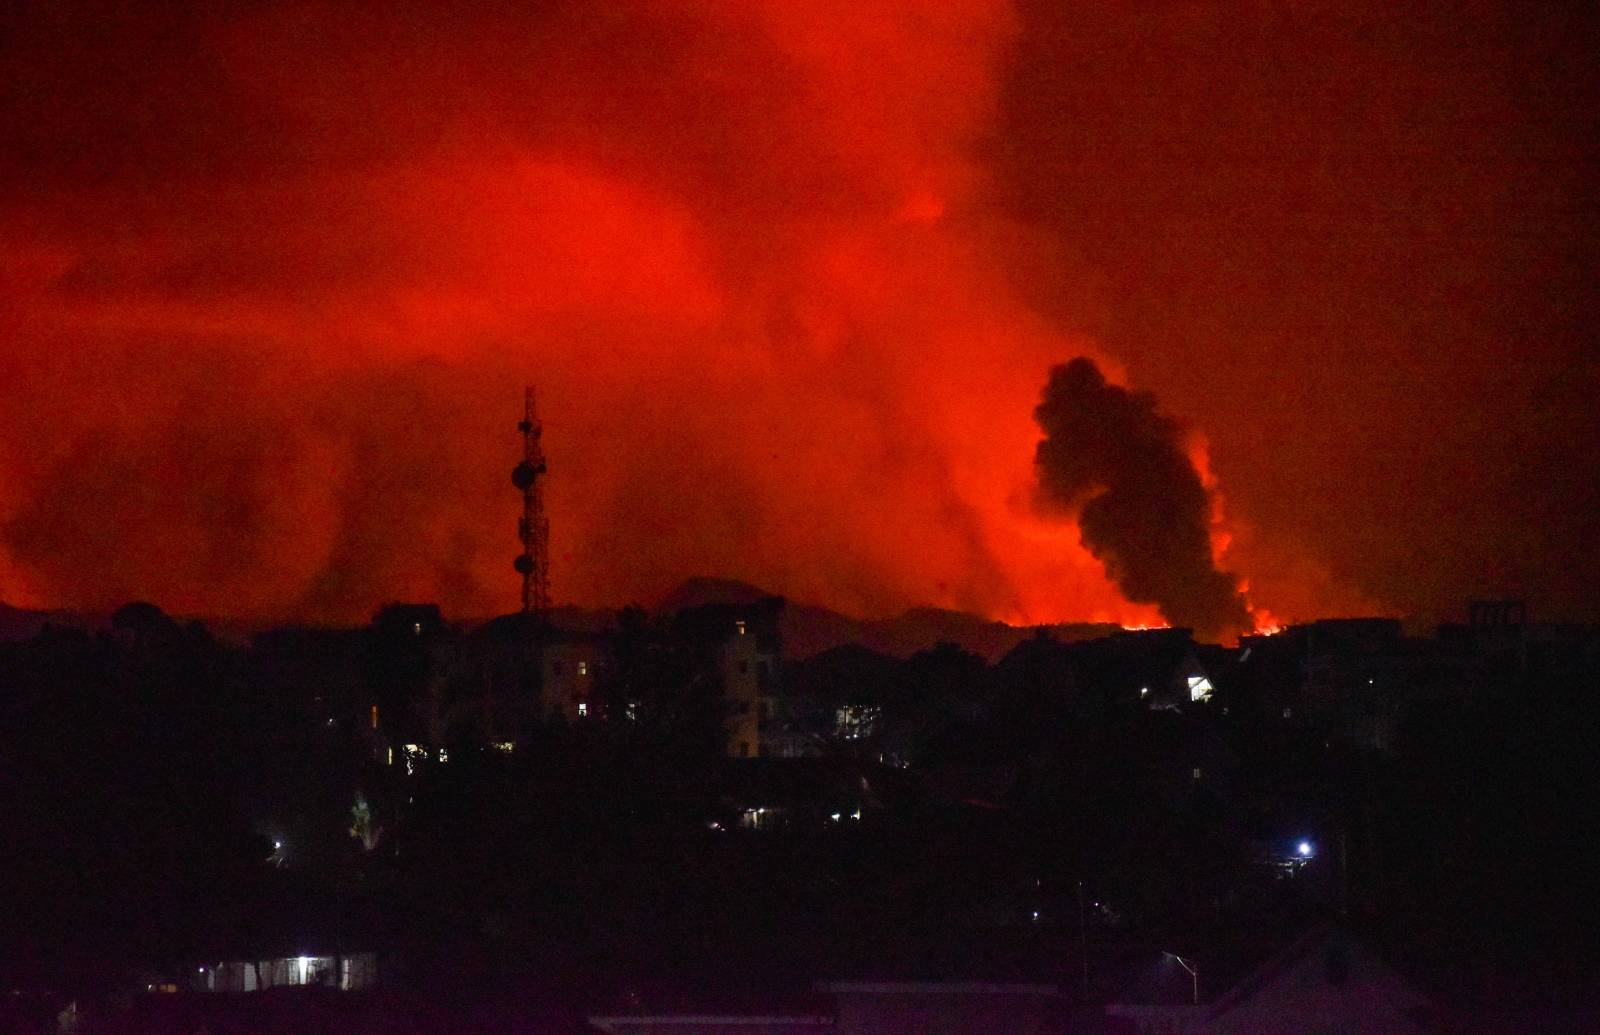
left=0, top=2, right=1258, bottom=630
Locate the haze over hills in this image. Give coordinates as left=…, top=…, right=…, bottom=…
left=0, top=578, right=1126, bottom=659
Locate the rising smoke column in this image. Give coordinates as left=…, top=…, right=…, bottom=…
left=0, top=1, right=1174, bottom=627
left=1033, top=358, right=1249, bottom=640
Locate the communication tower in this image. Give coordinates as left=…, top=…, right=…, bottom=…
left=512, top=387, right=550, bottom=618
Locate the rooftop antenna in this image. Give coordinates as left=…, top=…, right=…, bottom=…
left=512, top=387, right=550, bottom=619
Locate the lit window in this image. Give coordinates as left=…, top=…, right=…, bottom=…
left=1140, top=686, right=1150, bottom=697
left=577, top=701, right=588, bottom=717
left=492, top=740, right=515, bottom=753
left=834, top=704, right=881, bottom=741
left=735, top=620, right=746, bottom=636
left=412, top=622, right=422, bottom=635
left=577, top=661, right=588, bottom=676
left=370, top=704, right=379, bottom=730
left=437, top=748, right=449, bottom=763
left=386, top=746, right=394, bottom=766
left=1186, top=675, right=1214, bottom=702
left=1192, top=767, right=1202, bottom=780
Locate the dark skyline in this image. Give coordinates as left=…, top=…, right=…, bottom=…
left=2, top=1, right=1595, bottom=629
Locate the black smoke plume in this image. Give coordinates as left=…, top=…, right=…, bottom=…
left=1034, top=358, right=1249, bottom=640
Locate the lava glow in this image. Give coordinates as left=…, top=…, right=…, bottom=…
left=0, top=1, right=1153, bottom=628
left=3, top=2, right=1590, bottom=630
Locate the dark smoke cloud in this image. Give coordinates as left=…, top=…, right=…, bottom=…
left=1034, top=358, right=1249, bottom=640
left=4, top=0, right=1147, bottom=626
left=9, top=2, right=1587, bottom=627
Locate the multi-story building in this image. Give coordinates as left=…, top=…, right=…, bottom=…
left=722, top=614, right=780, bottom=758
left=542, top=634, right=609, bottom=721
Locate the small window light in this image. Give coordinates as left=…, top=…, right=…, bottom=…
left=1140, top=686, right=1150, bottom=697
left=578, top=661, right=588, bottom=676
left=735, top=620, right=747, bottom=636
left=577, top=701, right=588, bottom=717
left=412, top=622, right=422, bottom=635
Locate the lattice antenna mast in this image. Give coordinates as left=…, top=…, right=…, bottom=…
left=512, top=387, right=550, bottom=618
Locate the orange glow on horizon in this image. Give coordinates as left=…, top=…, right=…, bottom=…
left=0, top=1, right=1332, bottom=634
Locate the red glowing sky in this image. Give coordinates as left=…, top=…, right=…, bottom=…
left=2, top=1, right=1595, bottom=629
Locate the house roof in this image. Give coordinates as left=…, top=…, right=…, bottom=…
left=1106, top=923, right=1429, bottom=1032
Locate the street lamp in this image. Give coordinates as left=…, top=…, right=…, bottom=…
left=1297, top=841, right=1312, bottom=858
left=1164, top=952, right=1199, bottom=1006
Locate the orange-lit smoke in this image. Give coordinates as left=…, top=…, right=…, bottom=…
left=0, top=1, right=1247, bottom=629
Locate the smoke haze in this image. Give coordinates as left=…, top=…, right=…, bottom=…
left=2, top=2, right=1595, bottom=628
left=0, top=1, right=1143, bottom=626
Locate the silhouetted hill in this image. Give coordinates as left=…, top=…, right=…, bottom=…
left=655, top=577, right=774, bottom=612
left=0, top=601, right=91, bottom=642
left=649, top=579, right=1121, bottom=661
left=4, top=581, right=1122, bottom=661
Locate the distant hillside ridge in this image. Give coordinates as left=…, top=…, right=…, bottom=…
left=650, top=578, right=1122, bottom=661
